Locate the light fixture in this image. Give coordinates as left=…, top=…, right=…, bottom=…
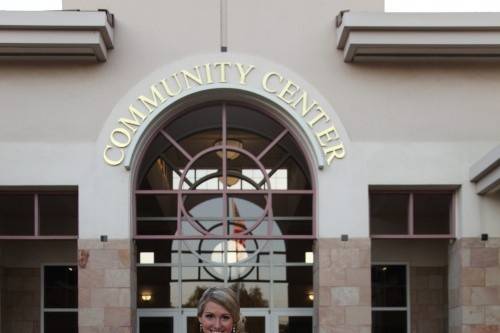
left=141, top=292, right=152, bottom=302
left=307, top=292, right=314, bottom=301
left=305, top=252, right=314, bottom=264
left=214, top=139, right=243, bottom=160
left=218, top=169, right=242, bottom=187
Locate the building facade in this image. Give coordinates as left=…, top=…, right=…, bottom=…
left=0, top=0, right=499, bottom=332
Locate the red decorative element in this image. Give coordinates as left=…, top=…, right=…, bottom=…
left=78, top=249, right=89, bottom=268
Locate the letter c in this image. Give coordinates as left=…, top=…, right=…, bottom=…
left=103, top=145, right=125, bottom=166
left=262, top=72, right=284, bottom=94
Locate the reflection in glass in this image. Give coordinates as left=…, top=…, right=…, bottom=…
left=372, top=265, right=407, bottom=307
left=137, top=267, right=175, bottom=308
left=44, top=265, right=77, bottom=308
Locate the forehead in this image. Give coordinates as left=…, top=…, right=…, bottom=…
left=203, top=301, right=231, bottom=315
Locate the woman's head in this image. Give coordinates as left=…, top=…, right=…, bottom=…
left=197, top=287, right=244, bottom=333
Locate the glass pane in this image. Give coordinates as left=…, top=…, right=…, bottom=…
left=272, top=194, right=312, bottom=217
left=0, top=194, right=34, bottom=235
left=44, top=312, right=78, bottom=332
left=140, top=317, right=174, bottom=333
left=182, top=281, right=225, bottom=307
left=137, top=266, right=176, bottom=308
left=372, top=310, right=407, bottom=333
left=137, top=195, right=177, bottom=235
left=260, top=133, right=311, bottom=190
left=231, top=277, right=270, bottom=307
left=414, top=193, right=452, bottom=234
left=44, top=265, right=77, bottom=308
left=166, top=105, right=221, bottom=157
left=274, top=266, right=313, bottom=308
left=279, top=316, right=312, bottom=333
left=227, top=195, right=267, bottom=220
left=372, top=265, right=407, bottom=307
left=39, top=194, right=78, bottom=236
left=245, top=316, right=266, bottom=333
left=370, top=193, right=409, bottom=235
left=136, top=240, right=176, bottom=264
left=283, top=240, right=313, bottom=263
left=273, top=219, right=312, bottom=236
left=226, top=103, right=283, bottom=158
left=137, top=195, right=177, bottom=217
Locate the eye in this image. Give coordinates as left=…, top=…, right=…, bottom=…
left=221, top=315, right=232, bottom=321
left=205, top=313, right=214, bottom=319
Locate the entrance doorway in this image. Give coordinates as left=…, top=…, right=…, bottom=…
left=133, top=101, right=316, bottom=333
left=138, top=308, right=313, bottom=332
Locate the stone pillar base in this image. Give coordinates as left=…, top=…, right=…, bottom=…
left=78, top=239, right=133, bottom=333
left=317, top=238, right=371, bottom=333
left=449, top=238, right=500, bottom=333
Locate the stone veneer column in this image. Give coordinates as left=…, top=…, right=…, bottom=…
left=317, top=238, right=371, bottom=333
left=78, top=239, right=133, bottom=333
left=449, top=237, right=500, bottom=333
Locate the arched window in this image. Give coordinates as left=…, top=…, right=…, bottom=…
left=134, top=101, right=315, bottom=333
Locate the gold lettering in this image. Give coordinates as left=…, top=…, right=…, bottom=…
left=204, top=63, right=214, bottom=84
left=118, top=105, right=147, bottom=134
left=235, top=63, right=255, bottom=85
left=181, top=66, right=203, bottom=88
left=214, top=62, right=232, bottom=83
left=103, top=145, right=125, bottom=166
left=323, top=143, right=346, bottom=165
left=278, top=80, right=300, bottom=104
left=110, top=127, right=132, bottom=148
left=308, top=106, right=330, bottom=127
left=291, top=91, right=318, bottom=117
left=315, top=126, right=340, bottom=147
left=138, top=84, right=167, bottom=112
left=160, top=74, right=183, bottom=97
left=262, top=72, right=283, bottom=93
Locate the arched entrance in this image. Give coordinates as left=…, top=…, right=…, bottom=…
left=133, top=100, right=315, bottom=332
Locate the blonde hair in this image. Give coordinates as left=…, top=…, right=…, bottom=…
left=197, top=287, right=245, bottom=333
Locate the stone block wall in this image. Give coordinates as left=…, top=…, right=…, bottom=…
left=449, top=238, right=500, bottom=333
left=78, top=239, right=133, bottom=333
left=410, top=266, right=448, bottom=333
left=317, top=238, right=371, bottom=333
left=1, top=268, right=40, bottom=333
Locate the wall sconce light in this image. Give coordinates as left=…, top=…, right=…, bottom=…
left=141, top=292, right=152, bottom=302
left=214, top=139, right=243, bottom=160
left=307, top=292, right=314, bottom=301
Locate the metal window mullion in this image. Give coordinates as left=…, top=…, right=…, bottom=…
left=222, top=103, right=228, bottom=237
left=269, top=240, right=274, bottom=309
left=43, top=308, right=78, bottom=312
left=372, top=307, right=408, bottom=311
left=177, top=240, right=182, bottom=309
left=34, top=193, right=39, bottom=236
left=408, top=193, right=414, bottom=236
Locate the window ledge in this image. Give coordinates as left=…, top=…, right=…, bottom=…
left=0, top=10, right=114, bottom=62
left=336, top=11, right=500, bottom=62
left=470, top=145, right=500, bottom=195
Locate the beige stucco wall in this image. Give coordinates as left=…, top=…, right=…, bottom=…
left=0, top=0, right=497, bottom=240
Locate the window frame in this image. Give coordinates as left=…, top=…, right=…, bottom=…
left=0, top=189, right=78, bottom=240
left=371, top=262, right=410, bottom=333
left=40, top=263, right=78, bottom=333
left=369, top=188, right=456, bottom=239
